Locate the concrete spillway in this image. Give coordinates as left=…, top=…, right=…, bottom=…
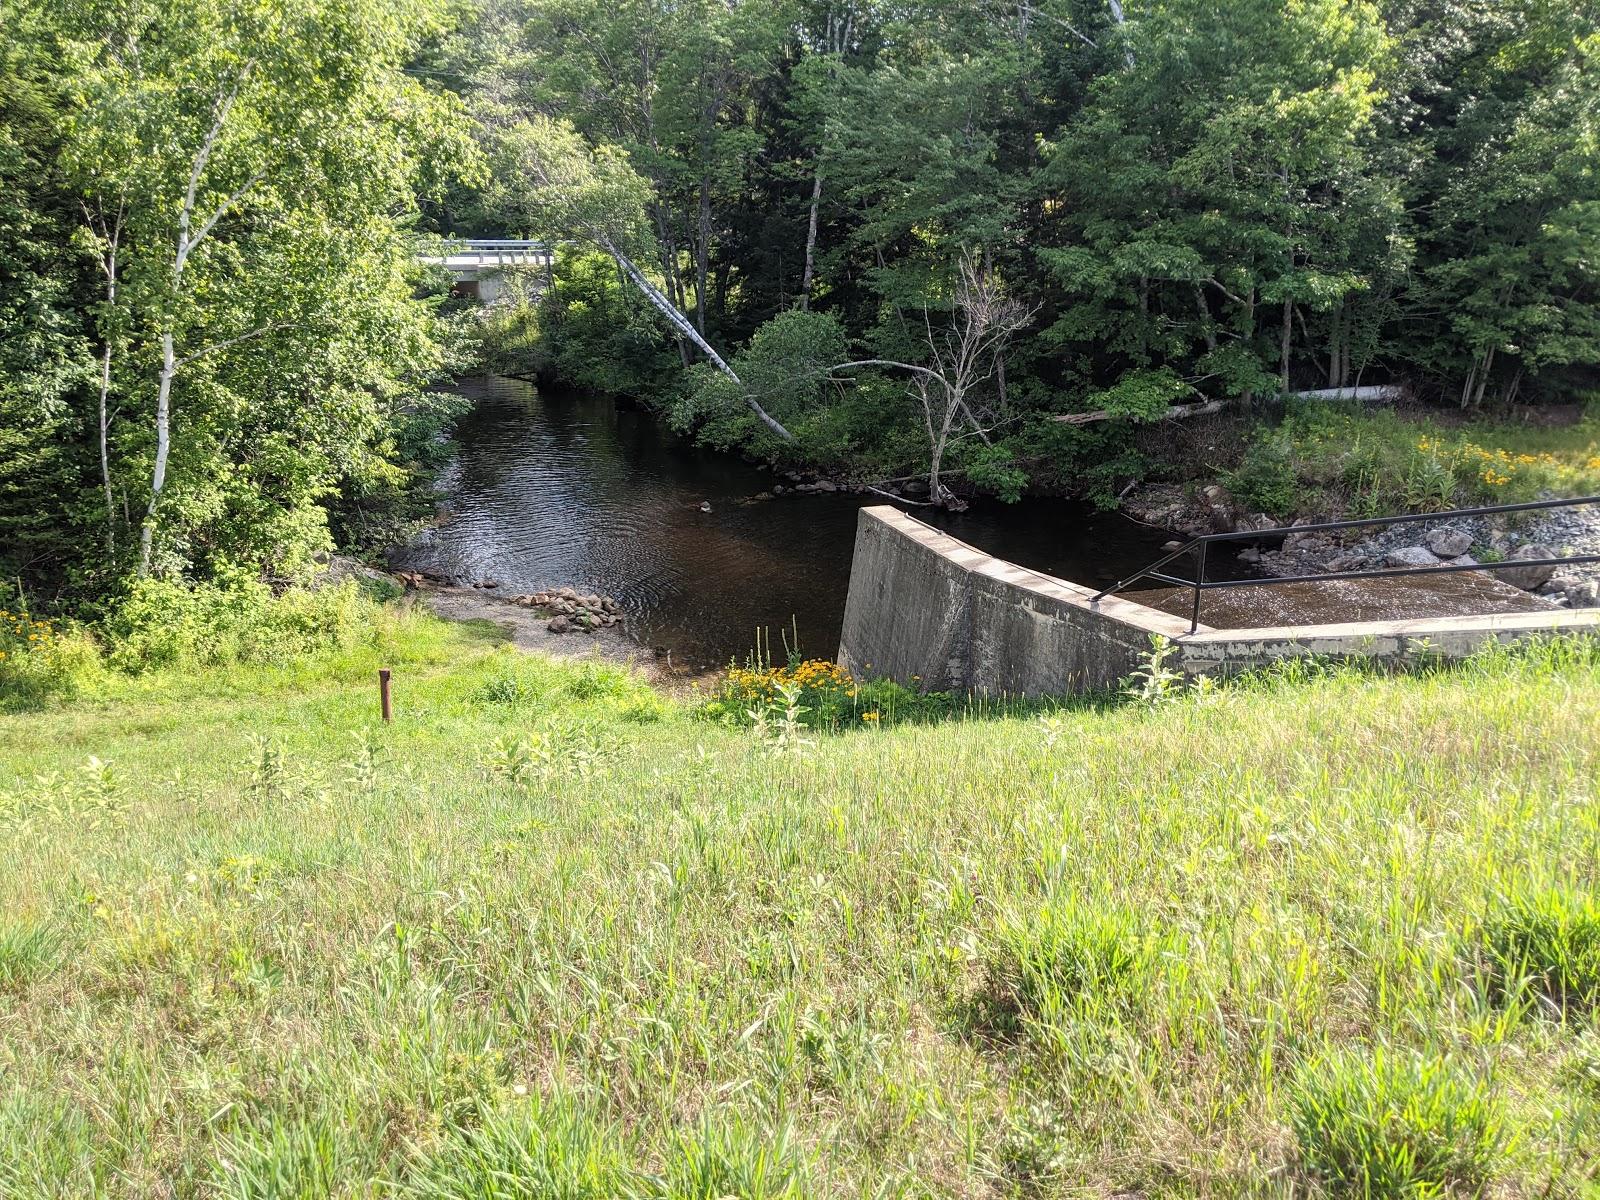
left=837, top=506, right=1600, bottom=696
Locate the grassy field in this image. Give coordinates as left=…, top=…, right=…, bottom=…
left=3, top=611, right=1600, bottom=1197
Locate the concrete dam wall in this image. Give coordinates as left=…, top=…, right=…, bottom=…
left=837, top=506, right=1600, bottom=696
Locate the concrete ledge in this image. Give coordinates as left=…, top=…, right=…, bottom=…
left=837, top=506, right=1600, bottom=696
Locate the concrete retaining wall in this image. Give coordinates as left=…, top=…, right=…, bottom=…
left=837, top=507, right=1194, bottom=695
left=837, top=506, right=1600, bottom=696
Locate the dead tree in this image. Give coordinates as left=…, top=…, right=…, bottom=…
left=831, top=253, right=1033, bottom=506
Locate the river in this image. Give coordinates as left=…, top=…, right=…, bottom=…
left=399, top=375, right=1201, bottom=668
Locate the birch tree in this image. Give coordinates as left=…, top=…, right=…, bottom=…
left=61, top=0, right=474, bottom=578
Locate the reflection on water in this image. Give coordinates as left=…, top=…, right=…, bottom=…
left=400, top=376, right=1198, bottom=668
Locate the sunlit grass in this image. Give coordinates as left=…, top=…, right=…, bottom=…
left=2, top=614, right=1599, bottom=1195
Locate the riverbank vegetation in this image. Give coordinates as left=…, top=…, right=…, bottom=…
left=457, top=0, right=1600, bottom=504
left=1223, top=401, right=1600, bottom=520
left=3, top=606, right=1600, bottom=1195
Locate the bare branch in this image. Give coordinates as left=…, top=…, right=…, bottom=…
left=173, top=321, right=295, bottom=370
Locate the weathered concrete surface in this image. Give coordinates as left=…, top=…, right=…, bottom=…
left=1128, top=569, right=1554, bottom=628
left=838, top=506, right=1600, bottom=696
left=837, top=507, right=1195, bottom=695
left=1179, top=608, right=1600, bottom=673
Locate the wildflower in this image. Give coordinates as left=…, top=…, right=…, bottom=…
left=862, top=711, right=880, bottom=722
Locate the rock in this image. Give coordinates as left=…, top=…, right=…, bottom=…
left=1384, top=545, right=1440, bottom=569
left=1283, top=531, right=1332, bottom=552
left=752, top=491, right=774, bottom=502
left=1445, top=554, right=1479, bottom=568
left=1162, top=540, right=1185, bottom=552
left=1565, top=580, right=1600, bottom=608
left=1324, top=554, right=1369, bottom=573
left=816, top=479, right=838, bottom=493
left=1424, top=528, right=1473, bottom=559
left=1198, top=483, right=1238, bottom=532
left=699, top=501, right=713, bottom=512
left=772, top=484, right=786, bottom=494
left=546, top=616, right=571, bottom=633
left=1499, top=543, right=1558, bottom=590
left=1237, top=548, right=1262, bottom=564
left=1236, top=513, right=1279, bottom=533
left=480, top=580, right=498, bottom=589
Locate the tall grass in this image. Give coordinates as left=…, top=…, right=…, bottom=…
left=1, top=614, right=1599, bottom=1195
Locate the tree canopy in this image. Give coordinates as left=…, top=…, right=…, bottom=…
left=459, top=0, right=1600, bottom=492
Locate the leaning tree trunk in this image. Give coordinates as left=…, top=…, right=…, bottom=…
left=598, top=235, right=795, bottom=442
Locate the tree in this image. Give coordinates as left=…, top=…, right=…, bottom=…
left=832, top=253, right=1033, bottom=505
left=1038, top=0, right=1393, bottom=414
left=56, top=0, right=476, bottom=580
left=482, top=112, right=798, bottom=440
left=0, top=0, right=93, bottom=595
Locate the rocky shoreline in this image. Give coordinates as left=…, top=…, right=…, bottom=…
left=1124, top=484, right=1600, bottom=609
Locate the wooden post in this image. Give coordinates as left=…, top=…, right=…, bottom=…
left=379, top=668, right=392, bottom=723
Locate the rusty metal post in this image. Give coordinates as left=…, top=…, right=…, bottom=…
left=379, top=668, right=392, bottom=723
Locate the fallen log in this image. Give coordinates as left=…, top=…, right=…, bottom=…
left=1052, top=399, right=1228, bottom=426
left=1285, top=385, right=1407, bottom=404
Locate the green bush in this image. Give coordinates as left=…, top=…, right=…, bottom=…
left=1222, top=428, right=1298, bottom=515
left=1290, top=1047, right=1505, bottom=1196
left=1477, top=886, right=1600, bottom=1012
left=0, top=607, right=103, bottom=712
left=102, top=578, right=377, bottom=673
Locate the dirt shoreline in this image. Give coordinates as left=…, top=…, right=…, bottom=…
left=413, top=581, right=707, bottom=688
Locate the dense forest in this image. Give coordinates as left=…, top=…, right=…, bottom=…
left=461, top=0, right=1600, bottom=494
left=3, top=0, right=1599, bottom=603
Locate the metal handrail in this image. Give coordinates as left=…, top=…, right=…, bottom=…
left=1092, top=494, right=1600, bottom=634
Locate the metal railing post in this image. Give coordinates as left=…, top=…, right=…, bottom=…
left=1191, top=541, right=1208, bottom=634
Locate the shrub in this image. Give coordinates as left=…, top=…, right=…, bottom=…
left=102, top=578, right=376, bottom=672
left=1222, top=428, right=1298, bottom=515
left=1477, top=886, right=1600, bottom=1012
left=0, top=607, right=103, bottom=712
left=1290, top=1047, right=1505, bottom=1197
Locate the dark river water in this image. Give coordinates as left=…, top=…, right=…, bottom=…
left=402, top=376, right=1197, bottom=668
